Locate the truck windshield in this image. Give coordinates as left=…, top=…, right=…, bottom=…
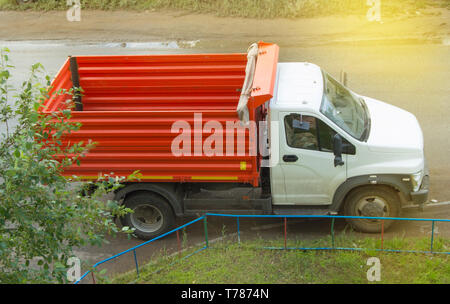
left=320, top=71, right=370, bottom=141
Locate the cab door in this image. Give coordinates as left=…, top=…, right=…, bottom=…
left=276, top=112, right=348, bottom=205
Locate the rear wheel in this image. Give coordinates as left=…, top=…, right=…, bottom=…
left=121, top=192, right=175, bottom=240
left=344, top=186, right=400, bottom=233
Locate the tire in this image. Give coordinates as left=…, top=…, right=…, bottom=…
left=343, top=186, right=400, bottom=233
left=121, top=192, right=175, bottom=240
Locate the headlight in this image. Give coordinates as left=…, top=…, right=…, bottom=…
left=411, top=171, right=424, bottom=192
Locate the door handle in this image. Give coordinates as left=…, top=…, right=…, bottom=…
left=283, top=155, right=298, bottom=162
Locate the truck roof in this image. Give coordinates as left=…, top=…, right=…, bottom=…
left=270, top=62, right=324, bottom=113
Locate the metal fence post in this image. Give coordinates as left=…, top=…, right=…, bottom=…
left=177, top=229, right=181, bottom=256
left=204, top=216, right=209, bottom=248
left=133, top=249, right=139, bottom=278
left=381, top=220, right=385, bottom=250
left=237, top=217, right=241, bottom=245
left=331, top=218, right=335, bottom=249
left=430, top=221, right=435, bottom=253
left=284, top=217, right=287, bottom=249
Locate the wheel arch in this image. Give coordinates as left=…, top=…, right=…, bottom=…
left=331, top=174, right=411, bottom=212
left=114, top=183, right=184, bottom=217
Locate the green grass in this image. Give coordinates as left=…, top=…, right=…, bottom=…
left=108, top=235, right=450, bottom=284
left=0, top=0, right=449, bottom=18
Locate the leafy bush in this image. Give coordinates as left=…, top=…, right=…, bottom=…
left=0, top=48, right=132, bottom=283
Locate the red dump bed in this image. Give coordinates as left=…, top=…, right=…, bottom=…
left=43, top=42, right=279, bottom=186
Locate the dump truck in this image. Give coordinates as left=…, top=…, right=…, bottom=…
left=43, top=42, right=429, bottom=240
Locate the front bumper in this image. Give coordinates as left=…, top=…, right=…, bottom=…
left=410, top=174, right=429, bottom=204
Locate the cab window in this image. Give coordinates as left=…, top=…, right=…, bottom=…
left=317, top=119, right=355, bottom=154
left=284, top=114, right=355, bottom=154
left=317, top=118, right=335, bottom=152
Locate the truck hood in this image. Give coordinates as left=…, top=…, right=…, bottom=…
left=362, top=96, right=424, bottom=153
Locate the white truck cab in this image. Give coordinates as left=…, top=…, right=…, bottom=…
left=268, top=62, right=428, bottom=232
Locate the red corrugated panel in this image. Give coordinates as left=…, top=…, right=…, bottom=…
left=43, top=44, right=278, bottom=186
left=43, top=58, right=72, bottom=112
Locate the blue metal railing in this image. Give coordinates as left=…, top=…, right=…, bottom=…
left=75, top=213, right=450, bottom=284
left=74, top=215, right=207, bottom=284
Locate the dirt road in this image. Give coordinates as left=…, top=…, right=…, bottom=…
left=0, top=9, right=449, bottom=46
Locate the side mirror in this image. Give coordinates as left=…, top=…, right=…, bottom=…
left=333, top=134, right=345, bottom=167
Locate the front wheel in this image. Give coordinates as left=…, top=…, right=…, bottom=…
left=121, top=192, right=175, bottom=240
left=343, top=186, right=400, bottom=233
